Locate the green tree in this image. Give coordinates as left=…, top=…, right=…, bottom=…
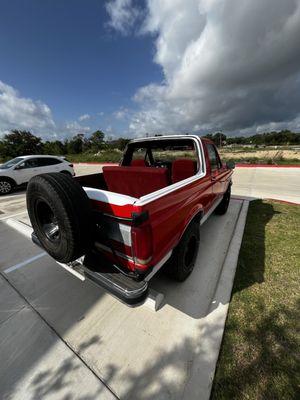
left=0, top=130, right=42, bottom=158
left=66, top=134, right=85, bottom=154
left=213, top=132, right=227, bottom=146
left=109, top=137, right=130, bottom=151
left=89, top=130, right=105, bottom=152
left=43, top=140, right=66, bottom=155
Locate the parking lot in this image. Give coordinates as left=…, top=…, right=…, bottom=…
left=0, top=164, right=299, bottom=400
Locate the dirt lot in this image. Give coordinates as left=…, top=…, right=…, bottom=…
left=219, top=148, right=300, bottom=162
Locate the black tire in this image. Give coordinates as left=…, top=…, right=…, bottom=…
left=215, top=185, right=231, bottom=215
left=164, top=220, right=200, bottom=281
left=0, top=178, right=14, bottom=195
left=27, top=172, right=93, bottom=263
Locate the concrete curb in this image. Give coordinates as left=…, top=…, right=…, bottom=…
left=236, top=163, right=300, bottom=168
left=184, top=200, right=249, bottom=400
left=207, top=200, right=249, bottom=396
left=74, top=162, right=118, bottom=166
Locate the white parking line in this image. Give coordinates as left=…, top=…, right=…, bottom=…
left=4, top=217, right=32, bottom=237
left=4, top=218, right=86, bottom=281
left=4, top=252, right=47, bottom=274
left=0, top=211, right=28, bottom=221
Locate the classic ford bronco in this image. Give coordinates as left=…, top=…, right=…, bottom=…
left=27, top=135, right=234, bottom=305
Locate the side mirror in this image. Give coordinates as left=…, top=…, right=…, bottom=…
left=14, top=164, right=23, bottom=170
left=226, top=161, right=235, bottom=169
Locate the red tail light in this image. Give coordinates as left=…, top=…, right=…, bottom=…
left=131, top=224, right=153, bottom=267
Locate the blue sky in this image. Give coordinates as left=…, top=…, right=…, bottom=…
left=0, top=0, right=162, bottom=138
left=1, top=0, right=300, bottom=139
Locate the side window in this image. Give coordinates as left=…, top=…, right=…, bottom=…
left=131, top=148, right=147, bottom=162
left=152, top=145, right=198, bottom=164
left=20, top=158, right=39, bottom=169
left=38, top=158, right=61, bottom=166
left=207, top=144, right=221, bottom=171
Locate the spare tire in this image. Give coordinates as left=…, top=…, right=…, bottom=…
left=27, top=172, right=93, bottom=263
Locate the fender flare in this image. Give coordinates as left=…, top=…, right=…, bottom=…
left=178, top=203, right=204, bottom=243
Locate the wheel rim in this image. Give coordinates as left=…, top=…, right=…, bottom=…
left=35, top=199, right=60, bottom=242
left=184, top=235, right=197, bottom=272
left=0, top=181, right=11, bottom=194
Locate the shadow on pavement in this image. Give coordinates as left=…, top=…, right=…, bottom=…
left=31, top=336, right=105, bottom=400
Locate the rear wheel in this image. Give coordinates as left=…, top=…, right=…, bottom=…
left=27, top=172, right=93, bottom=263
left=0, top=178, right=14, bottom=195
left=215, top=185, right=231, bottom=215
left=164, top=220, right=200, bottom=281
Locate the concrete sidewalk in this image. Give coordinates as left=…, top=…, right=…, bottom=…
left=0, top=275, right=117, bottom=400
left=232, top=166, right=300, bottom=204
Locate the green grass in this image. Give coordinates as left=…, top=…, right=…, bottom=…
left=211, top=200, right=300, bottom=400
left=66, top=150, right=122, bottom=163
left=222, top=156, right=300, bottom=165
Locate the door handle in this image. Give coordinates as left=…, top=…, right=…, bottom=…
left=211, top=176, right=217, bottom=181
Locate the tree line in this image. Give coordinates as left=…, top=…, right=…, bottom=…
left=0, top=130, right=130, bottom=160
left=204, top=130, right=300, bottom=146
left=1, top=129, right=299, bottom=161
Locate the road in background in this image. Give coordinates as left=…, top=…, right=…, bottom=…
left=232, top=167, right=300, bottom=204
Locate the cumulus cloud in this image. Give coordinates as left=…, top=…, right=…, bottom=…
left=113, top=107, right=129, bottom=119
left=78, top=113, right=90, bottom=121
left=0, top=80, right=55, bottom=137
left=128, top=0, right=300, bottom=135
left=64, top=121, right=91, bottom=136
left=105, top=0, right=142, bottom=35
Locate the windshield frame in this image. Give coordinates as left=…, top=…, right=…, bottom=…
left=0, top=157, right=24, bottom=169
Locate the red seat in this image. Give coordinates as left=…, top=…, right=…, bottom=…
left=103, top=166, right=169, bottom=198
left=172, top=159, right=196, bottom=183
left=131, top=159, right=148, bottom=166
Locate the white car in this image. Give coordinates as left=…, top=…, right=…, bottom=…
left=0, top=155, right=75, bottom=195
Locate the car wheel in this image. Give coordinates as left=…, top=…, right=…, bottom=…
left=27, top=172, right=93, bottom=263
left=215, top=185, right=231, bottom=215
left=0, top=179, right=14, bottom=195
left=164, top=220, right=200, bottom=282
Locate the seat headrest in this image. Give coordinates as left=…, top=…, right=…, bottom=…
left=131, top=159, right=148, bottom=167
left=172, top=159, right=196, bottom=183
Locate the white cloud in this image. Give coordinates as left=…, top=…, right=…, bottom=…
left=64, top=121, right=91, bottom=136
left=129, top=0, right=300, bottom=136
left=78, top=113, right=90, bottom=121
left=0, top=80, right=55, bottom=137
left=113, top=107, right=129, bottom=119
left=105, top=0, right=141, bottom=35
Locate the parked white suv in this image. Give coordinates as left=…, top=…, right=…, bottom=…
left=0, top=155, right=75, bottom=195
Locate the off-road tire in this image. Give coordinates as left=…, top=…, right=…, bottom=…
left=0, top=178, right=14, bottom=195
left=215, top=185, right=231, bottom=215
left=27, top=172, right=93, bottom=263
left=61, top=170, right=73, bottom=177
left=164, top=220, right=200, bottom=281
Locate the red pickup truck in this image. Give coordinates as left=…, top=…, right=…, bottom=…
left=27, top=135, right=234, bottom=305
